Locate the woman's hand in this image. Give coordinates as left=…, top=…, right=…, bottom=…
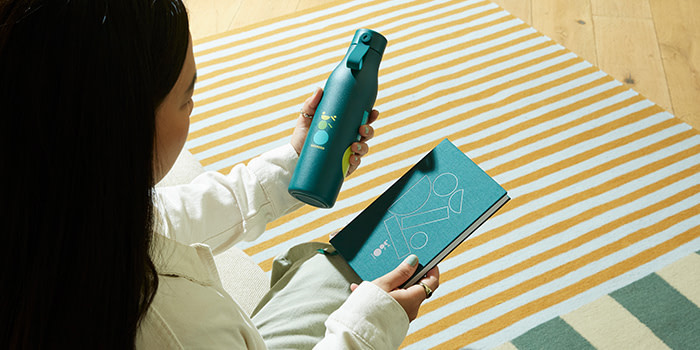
left=350, top=255, right=440, bottom=322
left=290, top=87, right=378, bottom=177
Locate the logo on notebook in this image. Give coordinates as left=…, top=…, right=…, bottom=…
left=370, top=240, right=391, bottom=259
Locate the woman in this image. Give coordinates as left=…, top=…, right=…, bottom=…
left=0, top=0, right=439, bottom=348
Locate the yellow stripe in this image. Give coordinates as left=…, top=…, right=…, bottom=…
left=194, top=0, right=491, bottom=74
left=417, top=155, right=700, bottom=319
left=193, top=0, right=499, bottom=96
left=252, top=105, right=683, bottom=271
left=254, top=77, right=624, bottom=239
left=242, top=76, right=633, bottom=259
left=498, top=125, right=694, bottom=208
left=196, top=52, right=579, bottom=166
left=561, top=295, right=671, bottom=350
left=242, top=63, right=602, bottom=259
left=424, top=214, right=700, bottom=349
left=356, top=75, right=618, bottom=185
left=467, top=87, right=631, bottom=162
left=435, top=219, right=700, bottom=349
left=189, top=2, right=700, bottom=348
left=191, top=0, right=375, bottom=47
left=485, top=104, right=663, bottom=176
left=195, top=0, right=393, bottom=62
left=379, top=39, right=558, bottom=111
left=189, top=5, right=508, bottom=125
left=188, top=19, right=531, bottom=144
left=430, top=123, right=694, bottom=277
left=191, top=13, right=522, bottom=120
left=188, top=30, right=552, bottom=161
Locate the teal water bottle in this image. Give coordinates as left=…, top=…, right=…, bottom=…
left=288, top=28, right=387, bottom=208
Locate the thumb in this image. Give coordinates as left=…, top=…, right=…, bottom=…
left=374, top=255, right=419, bottom=292
left=303, top=87, right=323, bottom=112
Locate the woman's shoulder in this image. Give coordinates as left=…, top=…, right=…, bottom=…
left=143, top=235, right=267, bottom=348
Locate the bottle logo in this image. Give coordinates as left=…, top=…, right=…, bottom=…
left=311, top=112, right=337, bottom=149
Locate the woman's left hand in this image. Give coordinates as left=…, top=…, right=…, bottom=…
left=290, top=87, right=379, bottom=177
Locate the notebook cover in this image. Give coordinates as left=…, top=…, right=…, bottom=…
left=330, top=139, right=509, bottom=286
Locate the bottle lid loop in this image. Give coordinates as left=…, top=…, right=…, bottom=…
left=347, top=34, right=371, bottom=71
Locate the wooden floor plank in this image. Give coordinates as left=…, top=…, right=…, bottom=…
left=593, top=15, right=673, bottom=114
left=531, top=0, right=598, bottom=65
left=296, top=0, right=336, bottom=12
left=649, top=0, right=700, bottom=130
left=590, top=0, right=652, bottom=19
left=185, top=0, right=242, bottom=41
left=229, top=0, right=300, bottom=30
left=185, top=0, right=698, bottom=131
left=492, top=0, right=532, bottom=25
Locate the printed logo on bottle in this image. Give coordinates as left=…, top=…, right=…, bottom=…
left=311, top=112, right=336, bottom=150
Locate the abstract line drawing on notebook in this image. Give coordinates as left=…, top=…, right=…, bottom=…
left=387, top=175, right=431, bottom=216
left=379, top=173, right=465, bottom=260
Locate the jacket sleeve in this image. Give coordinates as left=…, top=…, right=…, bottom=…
left=154, top=143, right=304, bottom=254
left=314, top=281, right=410, bottom=350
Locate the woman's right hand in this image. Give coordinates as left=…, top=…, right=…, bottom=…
left=350, top=255, right=440, bottom=321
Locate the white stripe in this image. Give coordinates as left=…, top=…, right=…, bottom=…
left=186, top=24, right=538, bottom=150
left=193, top=0, right=375, bottom=53
left=190, top=49, right=581, bottom=169
left=240, top=116, right=691, bottom=264
left=418, top=134, right=700, bottom=289
left=232, top=71, right=625, bottom=253
left=471, top=235, right=700, bottom=349
left=459, top=80, right=631, bottom=158
left=193, top=11, right=519, bottom=108
left=186, top=36, right=567, bottom=155
left=194, top=0, right=383, bottom=57
left=492, top=104, right=661, bottom=183
left=188, top=12, right=518, bottom=133
left=406, top=189, right=700, bottom=349
left=195, top=0, right=496, bottom=78
left=437, top=125, right=696, bottom=276
left=474, top=118, right=690, bottom=246
left=193, top=0, right=472, bottom=57
left=353, top=75, right=620, bottom=194
left=187, top=2, right=700, bottom=348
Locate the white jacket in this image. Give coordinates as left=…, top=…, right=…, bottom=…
left=136, top=144, right=409, bottom=349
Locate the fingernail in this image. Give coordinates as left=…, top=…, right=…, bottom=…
left=356, top=144, right=362, bottom=152
left=364, top=126, right=370, bottom=135
left=404, top=255, right=418, bottom=267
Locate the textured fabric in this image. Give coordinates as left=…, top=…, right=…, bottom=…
left=498, top=251, right=700, bottom=349
left=155, top=147, right=271, bottom=314
left=511, top=317, right=594, bottom=350
left=156, top=149, right=206, bottom=188
left=213, top=245, right=271, bottom=316
left=186, top=0, right=700, bottom=348
left=138, top=144, right=412, bottom=349
left=252, top=242, right=409, bottom=349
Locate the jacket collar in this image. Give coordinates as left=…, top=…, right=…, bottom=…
left=151, top=234, right=216, bottom=286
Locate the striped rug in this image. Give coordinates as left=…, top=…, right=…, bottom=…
left=494, top=250, right=700, bottom=350
left=188, top=0, right=700, bottom=348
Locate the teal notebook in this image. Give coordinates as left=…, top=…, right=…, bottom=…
left=330, top=139, right=510, bottom=287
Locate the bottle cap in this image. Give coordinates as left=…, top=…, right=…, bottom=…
left=351, top=28, right=387, bottom=56
left=347, top=29, right=387, bottom=70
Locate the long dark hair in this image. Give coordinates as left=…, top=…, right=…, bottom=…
left=0, top=0, right=189, bottom=348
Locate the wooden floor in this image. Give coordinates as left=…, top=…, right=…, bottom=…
left=185, top=0, right=699, bottom=131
